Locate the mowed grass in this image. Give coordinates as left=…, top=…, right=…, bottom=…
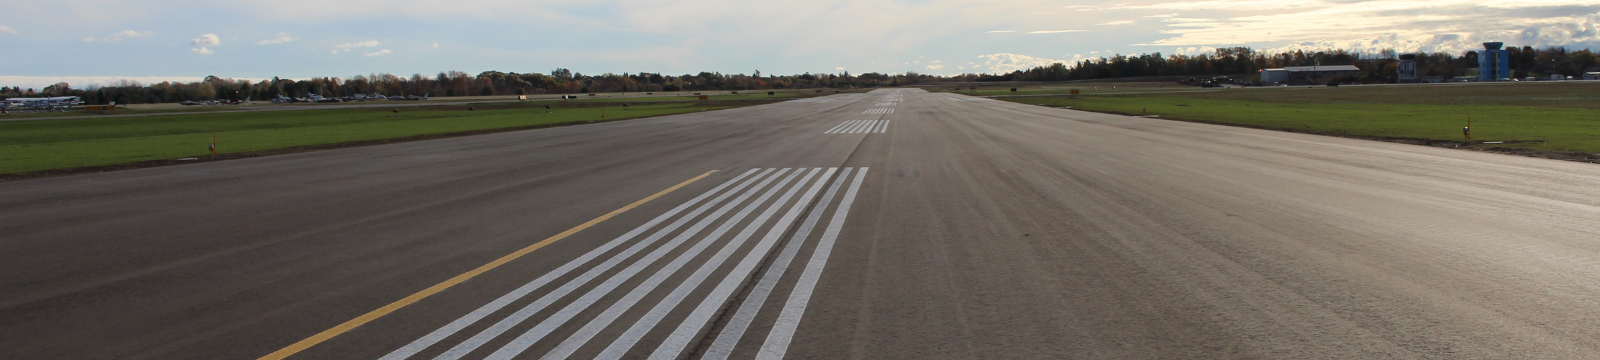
left=999, top=82, right=1600, bottom=154
left=0, top=102, right=723, bottom=174
left=934, top=82, right=1204, bottom=96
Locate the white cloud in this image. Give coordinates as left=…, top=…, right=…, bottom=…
left=1, top=25, right=19, bottom=35
left=192, top=33, right=220, bottom=47
left=432, top=43, right=439, bottom=48
left=338, top=40, right=379, bottom=49
left=6, top=0, right=1600, bottom=79
left=333, top=40, right=380, bottom=53
left=258, top=33, right=298, bottom=45
left=1136, top=0, right=1600, bottom=54
left=0, top=75, right=234, bottom=90
left=1114, top=0, right=1324, bottom=11
left=364, top=49, right=392, bottom=56
left=976, top=53, right=1070, bottom=73
left=84, top=30, right=152, bottom=42
left=190, top=33, right=220, bottom=55
left=1028, top=30, right=1086, bottom=34
left=1173, top=46, right=1219, bottom=55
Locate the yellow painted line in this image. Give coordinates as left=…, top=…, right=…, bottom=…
left=256, top=170, right=718, bottom=360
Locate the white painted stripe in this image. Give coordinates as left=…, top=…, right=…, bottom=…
left=845, top=120, right=867, bottom=133
left=879, top=120, right=891, bottom=133
left=379, top=169, right=760, bottom=360
left=688, top=168, right=850, bottom=360
left=844, top=120, right=870, bottom=133
left=823, top=121, right=854, bottom=134
left=856, top=120, right=879, bottom=133
left=587, top=168, right=831, bottom=360
left=485, top=169, right=795, bottom=360
left=841, top=120, right=868, bottom=134
left=757, top=167, right=869, bottom=360
left=431, top=169, right=781, bottom=360
left=542, top=169, right=812, bottom=360
left=833, top=120, right=862, bottom=134
left=864, top=120, right=882, bottom=133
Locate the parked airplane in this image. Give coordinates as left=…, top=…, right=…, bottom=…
left=387, top=93, right=429, bottom=101
left=1, top=96, right=82, bottom=112
left=2, top=96, right=83, bottom=112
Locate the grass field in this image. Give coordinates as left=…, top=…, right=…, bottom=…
left=0, top=90, right=824, bottom=120
left=992, top=82, right=1600, bottom=154
left=934, top=82, right=1203, bottom=97
left=0, top=101, right=736, bottom=175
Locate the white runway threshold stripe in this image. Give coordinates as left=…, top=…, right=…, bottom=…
left=377, top=167, right=871, bottom=360
left=823, top=120, right=889, bottom=134
left=861, top=108, right=894, bottom=115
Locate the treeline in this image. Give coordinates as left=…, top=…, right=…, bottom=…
left=983, top=46, right=1600, bottom=84
left=7, top=45, right=1598, bottom=104
left=1, top=70, right=949, bottom=105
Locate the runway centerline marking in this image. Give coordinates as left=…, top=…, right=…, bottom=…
left=254, top=170, right=717, bottom=360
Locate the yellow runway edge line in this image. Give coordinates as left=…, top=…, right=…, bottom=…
left=256, top=170, right=719, bottom=360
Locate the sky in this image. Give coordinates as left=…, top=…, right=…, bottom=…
left=3, top=0, right=1600, bottom=89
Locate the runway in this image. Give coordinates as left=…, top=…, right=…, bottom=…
left=3, top=89, right=1599, bottom=359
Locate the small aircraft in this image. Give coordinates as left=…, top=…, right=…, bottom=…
left=387, top=93, right=429, bottom=101
left=3, top=96, right=82, bottom=112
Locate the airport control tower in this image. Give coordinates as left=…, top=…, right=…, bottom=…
left=1397, top=54, right=1418, bottom=83
left=1477, top=42, right=1511, bottom=81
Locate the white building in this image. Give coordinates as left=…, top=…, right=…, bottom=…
left=1260, top=68, right=1289, bottom=84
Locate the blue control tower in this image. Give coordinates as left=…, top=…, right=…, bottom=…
left=1478, top=42, right=1510, bottom=81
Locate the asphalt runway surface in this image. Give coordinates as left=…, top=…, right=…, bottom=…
left=3, top=89, right=1599, bottom=359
